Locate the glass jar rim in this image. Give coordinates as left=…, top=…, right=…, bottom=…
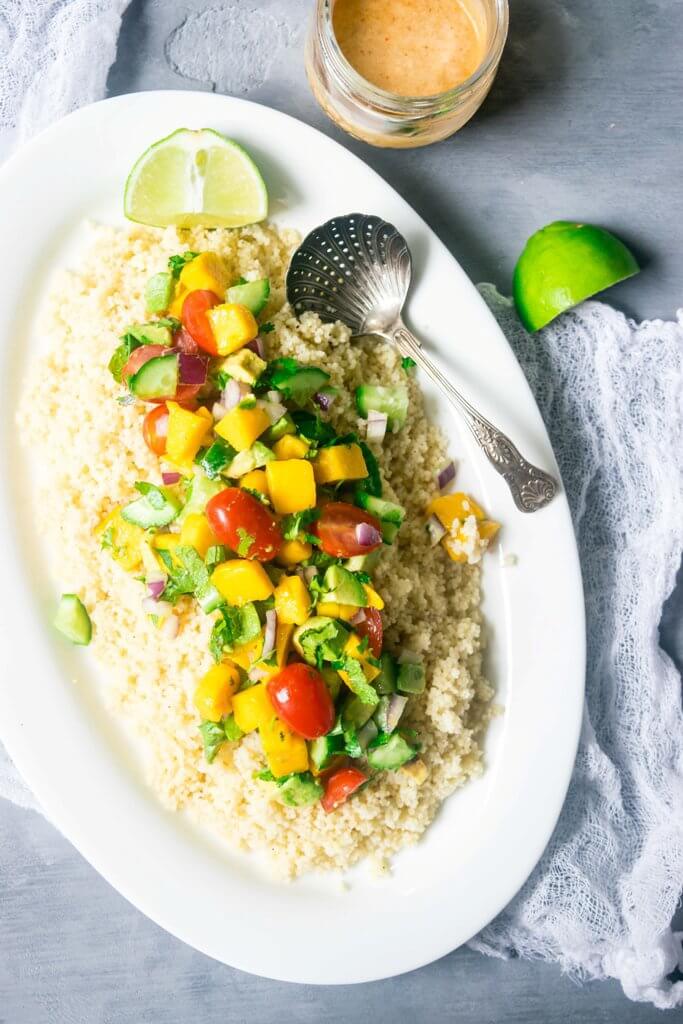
left=317, top=0, right=510, bottom=111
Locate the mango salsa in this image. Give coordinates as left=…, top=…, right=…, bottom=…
left=274, top=575, right=311, bottom=625
left=206, top=303, right=258, bottom=356
left=96, top=506, right=145, bottom=572
left=193, top=662, right=240, bottom=722
left=276, top=539, right=313, bottom=566
left=166, top=403, right=212, bottom=468
left=266, top=459, right=316, bottom=514
left=179, top=513, right=217, bottom=559
left=313, top=443, right=367, bottom=484
left=179, top=252, right=230, bottom=296
left=211, top=560, right=274, bottom=605
left=215, top=404, right=271, bottom=451
left=273, top=434, right=310, bottom=460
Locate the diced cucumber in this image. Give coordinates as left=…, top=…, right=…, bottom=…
left=122, top=484, right=181, bottom=529
left=125, top=321, right=173, bottom=346
left=323, top=565, right=367, bottom=607
left=344, top=550, right=382, bottom=574
left=129, top=353, right=178, bottom=400
left=357, top=719, right=378, bottom=751
left=226, top=277, right=270, bottom=315
left=356, top=384, right=409, bottom=432
left=264, top=412, right=296, bottom=444
left=355, top=441, right=382, bottom=498
left=397, top=660, right=426, bottom=694
left=198, top=439, right=236, bottom=480
left=278, top=772, right=323, bottom=807
left=197, top=583, right=225, bottom=614
left=269, top=360, right=330, bottom=407
left=227, top=440, right=275, bottom=477
left=309, top=733, right=345, bottom=772
left=367, top=732, right=417, bottom=771
left=374, top=652, right=397, bottom=695
left=341, top=692, right=376, bottom=730
left=381, top=520, right=400, bottom=545
left=54, top=594, right=92, bottom=646
left=144, top=272, right=174, bottom=313
left=177, top=471, right=224, bottom=524
left=343, top=726, right=363, bottom=759
left=356, top=493, right=405, bottom=526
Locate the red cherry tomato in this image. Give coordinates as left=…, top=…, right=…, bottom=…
left=181, top=289, right=222, bottom=356
left=142, top=403, right=169, bottom=455
left=121, top=344, right=167, bottom=381
left=267, top=663, right=335, bottom=740
left=206, top=488, right=283, bottom=561
left=355, top=607, right=383, bottom=659
left=321, top=766, right=367, bottom=813
left=173, top=325, right=200, bottom=354
left=313, top=502, right=383, bottom=558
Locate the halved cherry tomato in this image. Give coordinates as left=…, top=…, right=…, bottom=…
left=181, top=289, right=222, bottom=356
left=313, top=502, right=383, bottom=558
left=142, top=403, right=169, bottom=455
left=206, top=488, right=283, bottom=561
left=321, top=766, right=367, bottom=813
left=355, top=607, right=383, bottom=660
left=267, top=663, right=335, bottom=740
left=173, top=325, right=200, bottom=354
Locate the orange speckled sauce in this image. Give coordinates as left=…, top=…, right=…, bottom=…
left=333, top=0, right=486, bottom=97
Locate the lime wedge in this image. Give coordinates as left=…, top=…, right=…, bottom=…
left=124, top=128, right=268, bottom=229
left=513, top=221, right=639, bottom=331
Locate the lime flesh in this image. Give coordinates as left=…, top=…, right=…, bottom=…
left=513, top=221, right=639, bottom=331
left=124, top=128, right=268, bottom=229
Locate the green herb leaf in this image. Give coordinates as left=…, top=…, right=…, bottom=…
left=281, top=508, right=320, bottom=542
left=260, top=322, right=275, bottom=334
left=199, top=720, right=226, bottom=764
left=401, top=356, right=417, bottom=373
left=335, top=656, right=379, bottom=706
left=168, top=251, right=199, bottom=279
left=108, top=333, right=141, bottom=383
left=236, top=527, right=256, bottom=557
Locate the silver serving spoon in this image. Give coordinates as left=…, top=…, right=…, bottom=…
left=286, top=213, right=556, bottom=513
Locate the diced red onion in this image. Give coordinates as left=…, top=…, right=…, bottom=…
left=426, top=514, right=446, bottom=546
left=162, top=471, right=181, bottom=485
left=303, top=566, right=319, bottom=584
left=146, top=575, right=167, bottom=600
left=398, top=648, right=421, bottom=664
left=357, top=719, right=378, bottom=750
left=350, top=608, right=366, bottom=627
left=437, top=461, right=456, bottom=490
left=366, top=410, right=388, bottom=443
left=385, top=694, right=409, bottom=733
left=262, top=609, right=278, bottom=659
left=212, top=401, right=227, bottom=420
left=355, top=522, right=382, bottom=548
left=246, top=337, right=265, bottom=358
left=313, top=390, right=335, bottom=412
left=223, top=378, right=243, bottom=411
left=161, top=614, right=179, bottom=640
left=178, top=352, right=209, bottom=386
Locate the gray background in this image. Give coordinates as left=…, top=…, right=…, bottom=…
left=2, top=0, right=682, bottom=1021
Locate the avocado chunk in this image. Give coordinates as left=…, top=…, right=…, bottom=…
left=397, top=660, right=426, bottom=694
left=54, top=594, right=91, bottom=646
left=344, top=549, right=382, bottom=574
left=218, top=348, right=267, bottom=384
left=374, top=652, right=397, bottom=695
left=277, top=773, right=323, bottom=807
left=341, top=692, right=376, bottom=730
left=177, top=471, right=224, bottom=524
left=227, top=440, right=275, bottom=477
left=367, top=732, right=417, bottom=771
left=125, top=321, right=173, bottom=346
left=323, top=565, right=367, bottom=607
left=144, top=273, right=174, bottom=314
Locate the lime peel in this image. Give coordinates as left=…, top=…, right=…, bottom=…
left=513, top=221, right=639, bottom=332
left=124, top=128, right=268, bottom=230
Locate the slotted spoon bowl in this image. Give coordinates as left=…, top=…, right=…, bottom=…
left=286, top=213, right=556, bottom=513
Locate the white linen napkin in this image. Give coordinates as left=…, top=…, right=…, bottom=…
left=1, top=0, right=682, bottom=1008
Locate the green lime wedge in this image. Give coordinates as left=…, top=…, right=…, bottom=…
left=513, top=221, right=639, bottom=331
left=124, top=128, right=268, bottom=229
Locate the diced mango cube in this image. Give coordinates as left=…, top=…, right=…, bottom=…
left=240, top=469, right=269, bottom=497
left=313, top=443, right=368, bottom=484
left=152, top=532, right=182, bottom=566
left=178, top=252, right=230, bottom=297
left=259, top=715, right=309, bottom=778
left=276, top=539, right=313, bottom=566
left=193, top=662, right=240, bottom=722
left=426, top=492, right=485, bottom=529
left=265, top=459, right=316, bottom=515
left=206, top=303, right=258, bottom=356
left=169, top=285, right=187, bottom=320
left=180, top=513, right=217, bottom=558
left=363, top=584, right=384, bottom=610
left=229, top=631, right=264, bottom=670
left=166, top=402, right=212, bottom=468
left=275, top=622, right=294, bottom=667
left=96, top=506, right=145, bottom=572
left=478, top=519, right=501, bottom=542
left=316, top=601, right=358, bottom=622
left=215, top=404, right=271, bottom=451
left=342, top=632, right=381, bottom=682
left=273, top=434, right=310, bottom=460
left=211, top=560, right=274, bottom=606
left=232, top=682, right=274, bottom=733
left=274, top=575, right=312, bottom=625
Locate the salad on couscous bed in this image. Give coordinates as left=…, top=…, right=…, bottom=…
left=53, top=247, right=500, bottom=814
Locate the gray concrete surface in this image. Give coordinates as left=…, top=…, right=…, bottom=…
left=2, top=1, right=682, bottom=1021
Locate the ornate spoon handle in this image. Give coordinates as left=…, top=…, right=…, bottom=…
left=389, top=322, right=557, bottom=513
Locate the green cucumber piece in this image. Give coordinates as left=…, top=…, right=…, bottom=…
left=341, top=693, right=376, bottom=730
left=269, top=361, right=330, bottom=407
left=177, top=472, right=224, bottom=524
left=374, top=652, right=397, bottom=695
left=54, top=594, right=92, bottom=645
left=309, top=733, right=345, bottom=772
left=122, top=484, right=181, bottom=529
left=344, top=550, right=382, bottom=574
left=367, top=732, right=417, bottom=771
left=227, top=441, right=274, bottom=477
left=198, top=440, right=237, bottom=480
left=144, top=273, right=174, bottom=314
left=197, top=583, right=225, bottom=614
left=356, top=384, right=409, bottom=432
left=397, top=660, right=426, bottom=694
left=129, top=353, right=178, bottom=399
left=356, top=492, right=405, bottom=526
left=226, top=278, right=270, bottom=315
left=381, top=520, right=400, bottom=545
left=264, top=412, right=296, bottom=444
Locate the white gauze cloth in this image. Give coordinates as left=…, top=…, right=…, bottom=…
left=0, top=0, right=682, bottom=1009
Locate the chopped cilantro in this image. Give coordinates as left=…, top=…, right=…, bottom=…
left=260, top=322, right=275, bottom=334
left=334, top=656, right=379, bottom=706
left=168, top=251, right=199, bottom=279
left=352, top=570, right=371, bottom=584
left=401, top=356, right=417, bottom=373
left=108, top=333, right=141, bottom=383
left=199, top=720, right=226, bottom=764
left=236, top=527, right=255, bottom=557
left=209, top=603, right=261, bottom=662
left=281, top=508, right=320, bottom=542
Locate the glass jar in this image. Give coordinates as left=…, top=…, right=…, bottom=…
left=305, top=0, right=509, bottom=149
